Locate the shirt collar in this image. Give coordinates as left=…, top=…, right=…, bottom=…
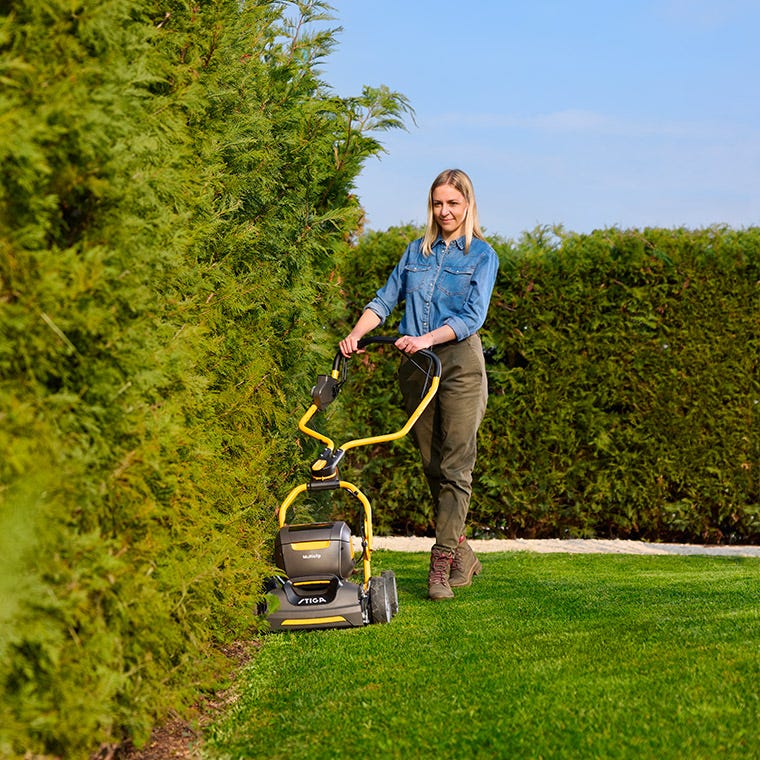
left=434, top=235, right=466, bottom=250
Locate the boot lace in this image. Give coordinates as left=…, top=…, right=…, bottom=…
left=430, top=552, right=452, bottom=585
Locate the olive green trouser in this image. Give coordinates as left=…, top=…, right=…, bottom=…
left=398, top=333, right=488, bottom=551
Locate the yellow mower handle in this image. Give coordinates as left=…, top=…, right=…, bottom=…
left=279, top=336, right=442, bottom=588
left=298, top=335, right=441, bottom=453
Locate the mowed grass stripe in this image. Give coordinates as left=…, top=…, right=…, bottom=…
left=207, top=552, right=760, bottom=760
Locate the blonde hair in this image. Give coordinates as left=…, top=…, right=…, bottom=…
left=421, top=169, right=485, bottom=255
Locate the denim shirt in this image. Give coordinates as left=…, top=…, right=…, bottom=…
left=364, top=235, right=499, bottom=342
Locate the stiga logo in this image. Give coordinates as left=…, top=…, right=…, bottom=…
left=298, top=597, right=327, bottom=605
left=302, top=553, right=322, bottom=559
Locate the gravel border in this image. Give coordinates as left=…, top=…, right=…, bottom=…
left=372, top=536, right=760, bottom=558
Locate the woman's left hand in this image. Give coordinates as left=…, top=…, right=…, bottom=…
left=395, top=335, right=430, bottom=355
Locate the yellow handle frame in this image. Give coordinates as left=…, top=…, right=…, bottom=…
left=296, top=366, right=440, bottom=453
left=278, top=480, right=373, bottom=589
left=279, top=340, right=441, bottom=589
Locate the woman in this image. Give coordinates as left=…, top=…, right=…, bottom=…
left=340, top=169, right=499, bottom=601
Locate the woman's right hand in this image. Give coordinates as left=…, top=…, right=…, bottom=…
left=339, top=310, right=382, bottom=357
left=339, top=334, right=363, bottom=358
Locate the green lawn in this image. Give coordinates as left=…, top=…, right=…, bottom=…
left=206, top=551, right=760, bottom=759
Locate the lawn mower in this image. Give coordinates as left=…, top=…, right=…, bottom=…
left=261, top=336, right=441, bottom=632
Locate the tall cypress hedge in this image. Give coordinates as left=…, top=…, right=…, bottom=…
left=0, top=1, right=410, bottom=756
left=334, top=225, right=760, bottom=544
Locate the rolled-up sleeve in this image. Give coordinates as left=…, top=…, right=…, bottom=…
left=363, top=243, right=411, bottom=323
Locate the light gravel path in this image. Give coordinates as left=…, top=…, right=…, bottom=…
left=372, top=536, right=760, bottom=558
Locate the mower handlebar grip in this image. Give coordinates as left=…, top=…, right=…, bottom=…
left=332, top=335, right=442, bottom=378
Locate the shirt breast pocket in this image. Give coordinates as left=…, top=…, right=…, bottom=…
left=404, top=263, right=432, bottom=293
left=439, top=265, right=474, bottom=296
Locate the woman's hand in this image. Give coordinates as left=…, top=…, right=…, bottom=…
left=339, top=334, right=364, bottom=357
left=394, top=335, right=431, bottom=355
left=395, top=326, right=456, bottom=354
left=339, top=310, right=383, bottom=357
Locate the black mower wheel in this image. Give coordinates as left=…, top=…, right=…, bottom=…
left=256, top=577, right=278, bottom=616
left=369, top=575, right=392, bottom=624
left=381, top=570, right=398, bottom=617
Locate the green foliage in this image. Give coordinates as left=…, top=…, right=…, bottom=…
left=0, top=1, right=411, bottom=756
left=333, top=225, right=760, bottom=544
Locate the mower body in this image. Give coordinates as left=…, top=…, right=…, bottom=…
left=274, top=521, right=355, bottom=580
left=266, top=520, right=367, bottom=631
left=264, top=572, right=368, bottom=631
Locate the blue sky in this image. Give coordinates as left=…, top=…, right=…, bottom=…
left=316, top=0, right=760, bottom=239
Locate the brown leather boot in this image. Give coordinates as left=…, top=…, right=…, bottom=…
left=428, top=546, right=455, bottom=601
left=449, top=536, right=483, bottom=588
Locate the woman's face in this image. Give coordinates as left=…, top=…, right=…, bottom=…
left=432, top=183, right=468, bottom=241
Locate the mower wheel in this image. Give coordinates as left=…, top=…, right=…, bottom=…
left=369, top=575, right=392, bottom=624
left=257, top=577, right=276, bottom=615
left=381, top=570, right=399, bottom=617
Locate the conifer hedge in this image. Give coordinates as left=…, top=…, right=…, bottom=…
left=334, top=225, right=760, bottom=544
left=0, top=1, right=410, bottom=756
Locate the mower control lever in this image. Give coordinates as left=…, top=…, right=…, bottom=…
left=311, top=374, right=340, bottom=410
left=355, top=335, right=442, bottom=377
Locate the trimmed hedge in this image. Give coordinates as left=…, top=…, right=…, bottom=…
left=0, top=2, right=410, bottom=756
left=334, top=225, right=760, bottom=544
